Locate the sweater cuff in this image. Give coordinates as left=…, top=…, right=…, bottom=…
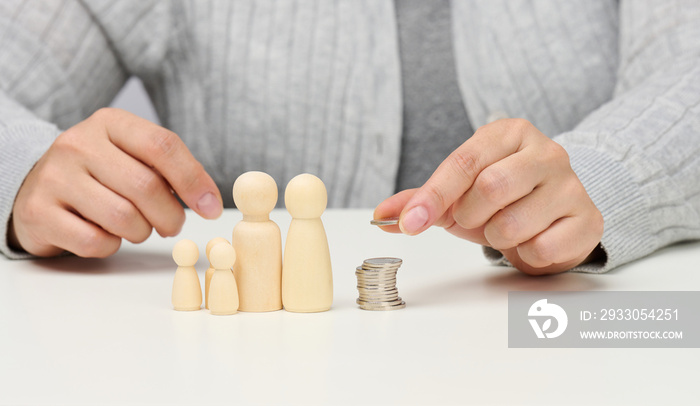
left=481, top=143, right=654, bottom=274
left=565, top=143, right=654, bottom=272
left=0, top=121, right=61, bottom=259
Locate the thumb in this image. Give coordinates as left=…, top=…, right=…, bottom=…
left=398, top=152, right=479, bottom=235
left=397, top=119, right=530, bottom=235
left=373, top=189, right=417, bottom=234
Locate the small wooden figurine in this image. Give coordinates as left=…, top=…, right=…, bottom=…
left=172, top=239, right=202, bottom=311
left=208, top=242, right=240, bottom=315
left=205, top=237, right=230, bottom=309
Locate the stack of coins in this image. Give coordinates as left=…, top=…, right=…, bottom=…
left=356, top=257, right=406, bottom=311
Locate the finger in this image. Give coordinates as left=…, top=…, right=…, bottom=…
left=10, top=195, right=64, bottom=257
left=441, top=214, right=491, bottom=245
left=86, top=142, right=185, bottom=237
left=509, top=216, right=602, bottom=275
left=10, top=215, right=64, bottom=258
left=46, top=207, right=122, bottom=258
left=373, top=189, right=417, bottom=233
left=60, top=173, right=153, bottom=244
left=374, top=189, right=491, bottom=244
left=96, top=108, right=223, bottom=219
left=399, top=119, right=537, bottom=235
left=481, top=179, right=577, bottom=250
left=452, top=148, right=548, bottom=230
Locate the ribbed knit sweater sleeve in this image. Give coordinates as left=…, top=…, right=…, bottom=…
left=484, top=1, right=700, bottom=273
left=0, top=0, right=129, bottom=258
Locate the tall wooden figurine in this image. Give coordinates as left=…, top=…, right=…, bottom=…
left=282, top=173, right=333, bottom=312
left=204, top=237, right=230, bottom=309
left=232, top=171, right=283, bottom=312
left=172, top=239, right=202, bottom=311
left=208, top=242, right=239, bottom=315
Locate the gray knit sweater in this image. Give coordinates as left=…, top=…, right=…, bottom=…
left=1, top=0, right=700, bottom=274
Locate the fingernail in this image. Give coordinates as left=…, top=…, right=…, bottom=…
left=197, top=192, right=222, bottom=219
left=400, top=206, right=429, bottom=235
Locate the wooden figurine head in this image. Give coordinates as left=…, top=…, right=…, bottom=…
left=206, top=237, right=230, bottom=263
left=232, top=171, right=278, bottom=217
left=285, top=173, right=327, bottom=219
left=209, top=242, right=236, bottom=270
left=172, top=239, right=199, bottom=267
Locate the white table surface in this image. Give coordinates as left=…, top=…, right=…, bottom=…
left=1, top=209, right=698, bottom=406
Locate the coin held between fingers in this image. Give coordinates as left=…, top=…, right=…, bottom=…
left=370, top=217, right=399, bottom=226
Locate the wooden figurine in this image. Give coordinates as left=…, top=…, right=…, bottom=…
left=172, top=239, right=202, bottom=311
left=205, top=237, right=230, bottom=309
left=208, top=242, right=239, bottom=315
left=232, top=171, right=283, bottom=312
left=282, top=173, right=333, bottom=312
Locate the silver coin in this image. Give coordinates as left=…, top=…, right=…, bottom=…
left=357, top=280, right=397, bottom=285
left=357, top=285, right=398, bottom=291
left=359, top=303, right=406, bottom=311
left=360, top=299, right=404, bottom=306
left=360, top=295, right=400, bottom=302
left=359, top=293, right=397, bottom=297
left=362, top=257, right=403, bottom=267
left=359, top=288, right=398, bottom=293
left=356, top=271, right=397, bottom=276
left=357, top=278, right=396, bottom=287
left=369, top=217, right=399, bottom=226
left=359, top=293, right=399, bottom=298
left=356, top=268, right=397, bottom=275
left=356, top=271, right=398, bottom=277
left=356, top=265, right=397, bottom=271
left=358, top=280, right=397, bottom=284
left=355, top=294, right=401, bottom=304
left=358, top=289, right=399, bottom=297
left=357, top=265, right=399, bottom=270
left=357, top=270, right=399, bottom=276
left=358, top=292, right=398, bottom=298
left=357, top=284, right=397, bottom=290
left=359, top=301, right=406, bottom=311
left=356, top=295, right=400, bottom=304
left=361, top=262, right=401, bottom=268
left=358, top=288, right=397, bottom=293
left=356, top=273, right=397, bottom=278
left=357, top=276, right=397, bottom=281
left=359, top=294, right=399, bottom=300
left=359, top=275, right=397, bottom=281
left=356, top=276, right=397, bottom=282
left=359, top=291, right=399, bottom=297
left=359, top=302, right=400, bottom=308
left=357, top=298, right=404, bottom=306
left=358, top=273, right=398, bottom=279
left=361, top=261, right=401, bottom=267
left=359, top=262, right=400, bottom=267
left=363, top=257, right=402, bottom=265
left=361, top=300, right=400, bottom=305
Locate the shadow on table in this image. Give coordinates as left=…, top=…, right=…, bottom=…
left=483, top=266, right=605, bottom=291
left=407, top=265, right=606, bottom=307
left=29, top=249, right=173, bottom=275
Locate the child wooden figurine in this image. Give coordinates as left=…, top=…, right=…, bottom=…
left=204, top=237, right=230, bottom=310
left=172, top=239, right=202, bottom=311
left=208, top=242, right=239, bottom=315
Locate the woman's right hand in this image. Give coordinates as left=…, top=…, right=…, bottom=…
left=8, top=108, right=223, bottom=257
